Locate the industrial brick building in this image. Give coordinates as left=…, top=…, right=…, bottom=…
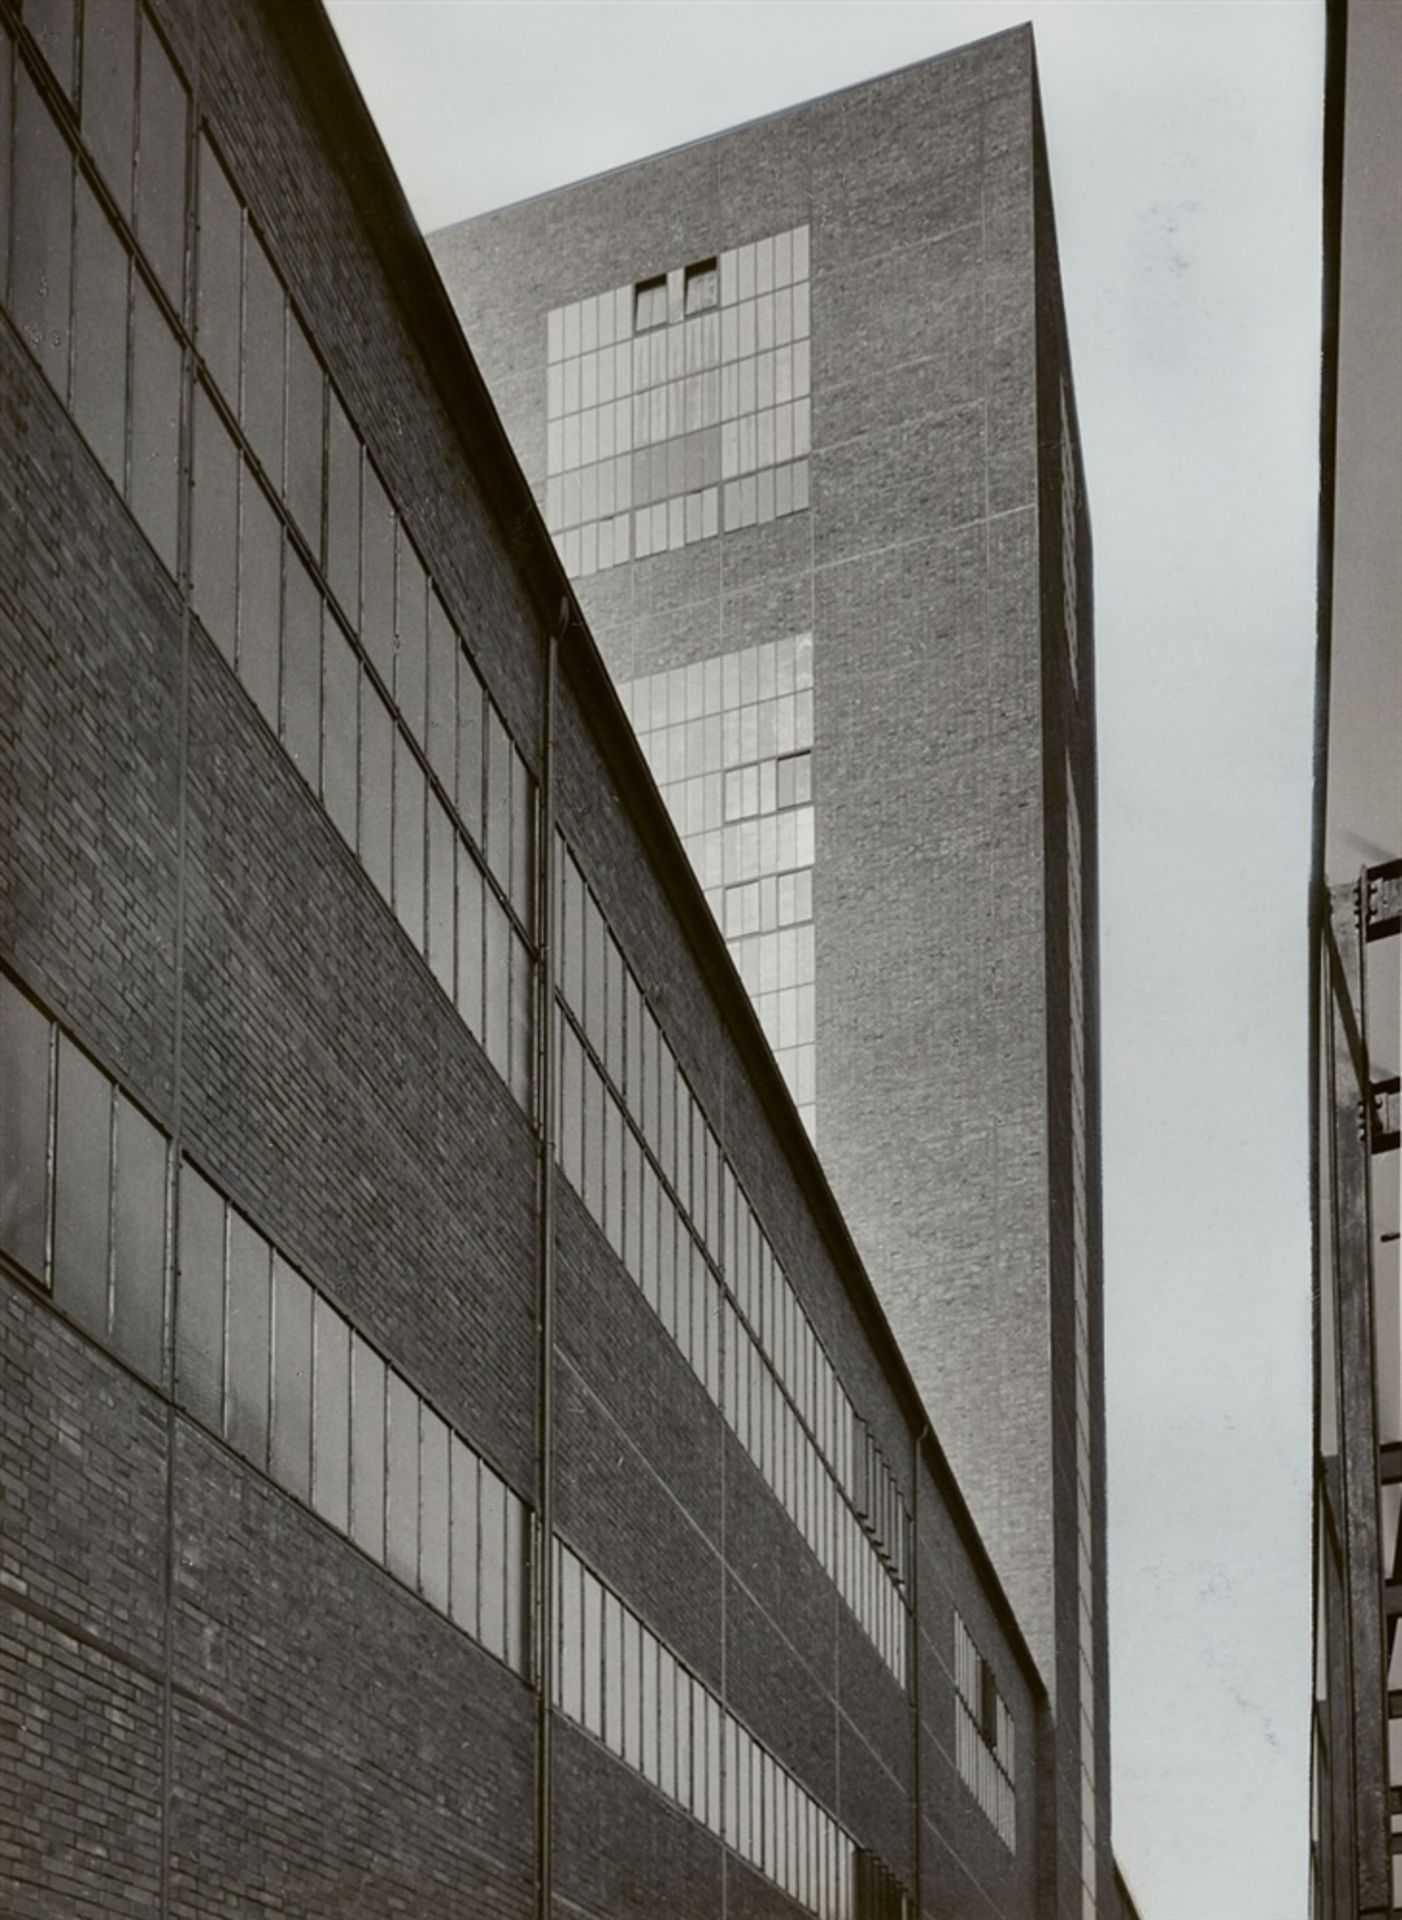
left=433, top=32, right=1111, bottom=1920
left=0, top=1, right=1131, bottom=1916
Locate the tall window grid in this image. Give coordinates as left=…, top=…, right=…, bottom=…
left=544, top=224, right=812, bottom=578
left=952, top=1611, right=1017, bottom=1851
left=617, top=633, right=817, bottom=1140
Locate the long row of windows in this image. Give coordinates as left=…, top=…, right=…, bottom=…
left=1, top=5, right=538, bottom=1117
left=0, top=966, right=532, bottom=1675
left=554, top=836, right=909, bottom=1677
left=952, top=1611, right=1017, bottom=1852
left=554, top=1538, right=908, bottom=1920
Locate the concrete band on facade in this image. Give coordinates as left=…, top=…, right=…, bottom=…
left=0, top=0, right=1136, bottom=1915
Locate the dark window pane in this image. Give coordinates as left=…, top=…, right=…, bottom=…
left=419, top=1403, right=450, bottom=1611
left=321, top=613, right=359, bottom=849
left=479, top=1465, right=506, bottom=1657
left=393, top=735, right=425, bottom=951
left=285, top=309, right=323, bottom=548
left=350, top=1333, right=385, bottom=1562
left=195, top=135, right=240, bottom=401
left=510, top=745, right=532, bottom=927
left=448, top=1436, right=479, bottom=1638
left=191, top=386, right=237, bottom=661
left=71, top=181, right=129, bottom=489
left=238, top=472, right=281, bottom=729
left=111, top=1092, right=167, bottom=1383
left=135, top=15, right=187, bottom=304
left=12, top=70, right=72, bottom=392
left=359, top=682, right=393, bottom=902
left=0, top=975, right=52, bottom=1282
left=225, top=1209, right=270, bottom=1467
left=129, top=274, right=181, bottom=572
left=325, top=390, right=360, bottom=620
left=82, top=0, right=135, bottom=214
left=175, top=1161, right=225, bottom=1427
left=360, top=462, right=394, bottom=683
left=485, top=705, right=511, bottom=893
left=509, top=930, right=532, bottom=1111
left=25, top=0, right=75, bottom=95
left=312, top=1293, right=350, bottom=1534
left=385, top=1369, right=419, bottom=1588
left=270, top=1256, right=312, bottom=1501
left=241, top=224, right=283, bottom=487
left=455, top=657, right=484, bottom=844
left=484, top=889, right=509, bottom=1078
left=394, top=526, right=427, bottom=743
left=426, top=591, right=456, bottom=789
left=281, top=544, right=321, bottom=790
left=455, top=841, right=483, bottom=1038
left=426, top=791, right=455, bottom=998
left=52, top=1037, right=111, bottom=1336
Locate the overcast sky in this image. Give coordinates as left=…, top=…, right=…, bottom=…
left=325, top=5, right=1326, bottom=1913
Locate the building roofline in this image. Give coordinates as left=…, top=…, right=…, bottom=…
left=273, top=0, right=1050, bottom=1704
left=426, top=21, right=1035, bottom=236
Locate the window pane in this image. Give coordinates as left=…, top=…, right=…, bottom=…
left=12, top=70, right=72, bottom=392
left=456, top=657, right=484, bottom=844
left=25, top=0, right=75, bottom=96
left=426, top=591, right=457, bottom=789
left=195, top=136, right=240, bottom=401
left=241, top=224, right=284, bottom=487
left=110, top=1093, right=167, bottom=1382
left=622, top=1609, right=642, bottom=1769
left=192, top=387, right=238, bottom=660
left=449, top=1437, right=479, bottom=1638
left=321, top=612, right=359, bottom=849
left=238, top=473, right=281, bottom=729
left=71, top=181, right=128, bottom=489
left=658, top=1647, right=676, bottom=1798
left=52, top=1037, right=111, bottom=1336
left=510, top=746, right=532, bottom=927
left=270, top=1256, right=312, bottom=1501
left=504, top=1488, right=528, bottom=1674
left=385, top=1368, right=420, bottom=1588
left=284, top=309, right=323, bottom=548
left=134, top=15, right=187, bottom=305
left=129, top=274, right=182, bottom=572
left=484, top=891, right=509, bottom=1079
left=393, top=736, right=426, bottom=951
left=641, top=1629, right=658, bottom=1782
left=419, top=1404, right=450, bottom=1611
left=360, top=681, right=394, bottom=902
left=225, top=1211, right=270, bottom=1467
left=426, top=792, right=455, bottom=997
left=395, top=527, right=427, bottom=743
left=674, top=1665, right=692, bottom=1812
left=360, top=463, right=395, bottom=683
left=560, top=1023, right=582, bottom=1192
left=455, top=841, right=483, bottom=1038
left=603, top=1588, right=623, bottom=1754
left=175, top=1162, right=225, bottom=1428
left=0, top=37, right=9, bottom=293
left=325, top=390, right=360, bottom=620
left=350, top=1334, right=386, bottom=1563
left=312, top=1293, right=350, bottom=1534
left=559, top=1544, right=582, bottom=1721
left=485, top=705, right=511, bottom=892
left=479, top=1465, right=507, bottom=1657
left=281, top=546, right=321, bottom=789
left=0, top=976, right=52, bottom=1282
left=582, top=1567, right=603, bottom=1736
left=509, top=930, right=532, bottom=1110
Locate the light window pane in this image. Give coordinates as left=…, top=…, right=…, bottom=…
left=419, top=1404, right=450, bottom=1611
left=326, top=391, right=360, bottom=620
left=560, top=1024, right=583, bottom=1192
left=427, top=793, right=455, bottom=997
left=456, top=659, right=484, bottom=845
left=13, top=70, right=73, bottom=392
left=509, top=929, right=532, bottom=1110
left=350, top=1333, right=386, bottom=1562
left=449, top=1436, right=479, bottom=1637
left=225, top=1211, right=270, bottom=1466
left=426, top=592, right=457, bottom=789
left=674, top=1665, right=692, bottom=1812
left=504, top=1489, right=528, bottom=1674
left=134, top=15, right=187, bottom=306
left=395, top=528, right=428, bottom=742
left=455, top=843, right=484, bottom=1038
left=484, top=891, right=509, bottom=1078
left=241, top=224, right=284, bottom=487
left=623, top=1609, right=642, bottom=1769
left=71, top=181, right=128, bottom=488
left=270, top=1257, right=312, bottom=1501
left=110, top=1094, right=166, bottom=1382
left=312, top=1294, right=350, bottom=1534
left=393, top=736, right=426, bottom=950
left=192, top=387, right=238, bottom=661
left=604, top=1588, right=624, bottom=1754
left=282, top=545, right=322, bottom=790
left=25, top=0, right=75, bottom=92
left=238, top=473, right=282, bottom=729
left=52, top=1037, right=111, bottom=1336
left=385, top=1368, right=420, bottom=1587
left=641, top=1629, right=658, bottom=1782
left=559, top=1544, right=583, bottom=1722
left=485, top=706, right=511, bottom=893
left=321, top=612, right=359, bottom=847
left=175, top=1162, right=225, bottom=1428
left=582, top=1567, right=603, bottom=1736
left=510, top=746, right=532, bottom=927
left=360, top=463, right=395, bottom=684
left=285, top=310, right=323, bottom=547
left=0, top=976, right=52, bottom=1282
left=360, top=682, right=394, bottom=902
left=479, top=1465, right=507, bottom=1657
left=196, top=136, right=240, bottom=401
left=82, top=4, right=135, bottom=211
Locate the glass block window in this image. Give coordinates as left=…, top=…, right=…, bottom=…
left=953, top=1611, right=1017, bottom=1852
left=543, top=225, right=811, bottom=579
left=617, top=633, right=817, bottom=1139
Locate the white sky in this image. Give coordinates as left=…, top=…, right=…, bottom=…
left=325, top=5, right=1326, bottom=1914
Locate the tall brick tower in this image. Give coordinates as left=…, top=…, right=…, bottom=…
left=431, top=28, right=1109, bottom=1917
